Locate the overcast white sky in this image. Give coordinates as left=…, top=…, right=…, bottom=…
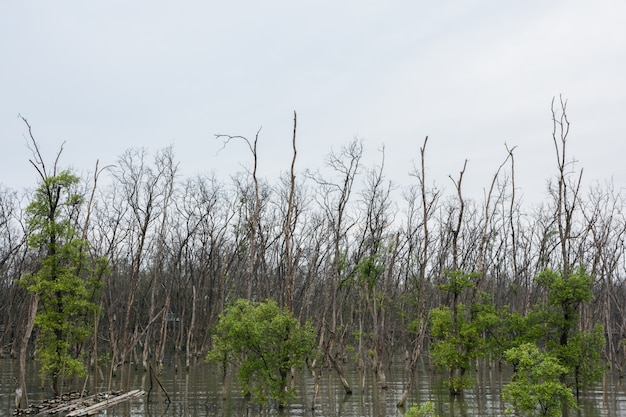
left=1, top=1, right=625, bottom=206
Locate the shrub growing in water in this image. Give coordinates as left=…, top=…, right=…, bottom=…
left=207, top=299, right=315, bottom=407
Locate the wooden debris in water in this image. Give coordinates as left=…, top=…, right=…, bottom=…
left=66, top=389, right=145, bottom=416
left=14, top=389, right=145, bottom=416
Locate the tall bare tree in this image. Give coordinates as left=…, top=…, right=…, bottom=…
left=216, top=130, right=261, bottom=301
left=309, top=138, right=362, bottom=402
left=282, top=112, right=298, bottom=312
left=398, top=136, right=440, bottom=407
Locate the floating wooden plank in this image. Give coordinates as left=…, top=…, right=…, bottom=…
left=65, top=389, right=145, bottom=416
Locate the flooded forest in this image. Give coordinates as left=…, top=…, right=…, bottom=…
left=1, top=103, right=625, bottom=415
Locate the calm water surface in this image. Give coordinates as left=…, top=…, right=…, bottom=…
left=1, top=357, right=625, bottom=416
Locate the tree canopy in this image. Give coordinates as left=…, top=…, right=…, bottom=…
left=207, top=299, right=315, bottom=407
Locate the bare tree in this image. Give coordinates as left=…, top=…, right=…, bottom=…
left=550, top=96, right=584, bottom=278
left=309, top=138, right=362, bottom=403
left=216, top=129, right=261, bottom=301
left=111, top=148, right=169, bottom=377
left=282, top=112, right=298, bottom=312
left=354, top=146, right=396, bottom=388
left=143, top=148, right=178, bottom=373
left=398, top=136, right=440, bottom=407
left=582, top=183, right=626, bottom=373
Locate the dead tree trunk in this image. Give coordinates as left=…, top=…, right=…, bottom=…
left=398, top=137, right=439, bottom=408
left=18, top=294, right=38, bottom=410
left=186, top=285, right=197, bottom=371
left=283, top=111, right=298, bottom=312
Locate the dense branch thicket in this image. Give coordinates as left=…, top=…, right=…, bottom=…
left=1, top=104, right=624, bottom=399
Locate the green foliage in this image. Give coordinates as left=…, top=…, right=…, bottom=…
left=405, top=401, right=439, bottom=417
left=534, top=267, right=604, bottom=389
left=356, top=254, right=385, bottom=289
left=207, top=299, right=315, bottom=407
left=429, top=270, right=493, bottom=394
left=426, top=264, right=603, bottom=406
left=429, top=306, right=454, bottom=339
left=337, top=250, right=349, bottom=274
left=438, top=270, right=477, bottom=295
left=490, top=309, right=544, bottom=362
left=430, top=303, right=489, bottom=392
left=340, top=253, right=384, bottom=291
left=19, top=170, right=106, bottom=393
left=498, top=266, right=605, bottom=415
left=535, top=266, right=593, bottom=345
left=503, top=343, right=577, bottom=417
left=556, top=324, right=605, bottom=391
left=536, top=266, right=593, bottom=308
left=469, top=301, right=500, bottom=350
left=25, top=171, right=83, bottom=249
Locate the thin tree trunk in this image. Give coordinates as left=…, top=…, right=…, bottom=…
left=283, top=111, right=297, bottom=312
left=397, top=317, right=426, bottom=407
left=156, top=295, right=171, bottom=373
left=18, top=294, right=38, bottom=410
left=328, top=346, right=353, bottom=394
left=142, top=279, right=157, bottom=372
left=186, top=285, right=197, bottom=371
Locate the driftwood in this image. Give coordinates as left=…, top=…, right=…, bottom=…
left=20, top=390, right=145, bottom=416
left=34, top=393, right=101, bottom=415
left=66, top=389, right=145, bottom=416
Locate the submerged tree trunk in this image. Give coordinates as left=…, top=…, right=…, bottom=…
left=18, top=294, right=38, bottom=410
left=156, top=294, right=171, bottom=373
left=186, top=285, right=197, bottom=371
left=397, top=320, right=426, bottom=407
left=328, top=345, right=353, bottom=395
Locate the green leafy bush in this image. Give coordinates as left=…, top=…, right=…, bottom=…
left=503, top=343, right=577, bottom=417
left=207, top=299, right=315, bottom=407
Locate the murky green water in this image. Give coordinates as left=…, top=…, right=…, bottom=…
left=1, top=356, right=625, bottom=416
